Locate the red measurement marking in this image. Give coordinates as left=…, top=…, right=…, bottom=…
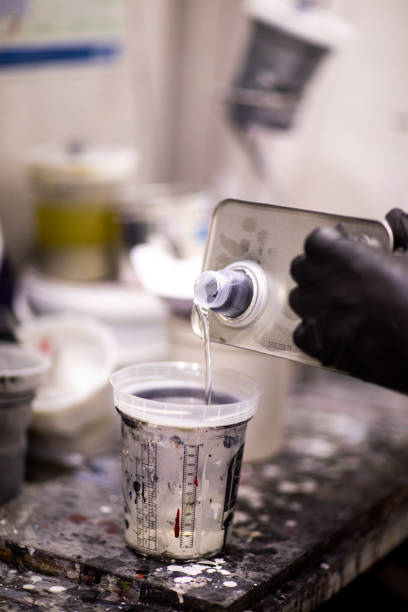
left=100, top=520, right=120, bottom=534
left=174, top=508, right=180, bottom=538
left=194, top=478, right=198, bottom=487
left=39, top=337, right=53, bottom=353
left=68, top=514, right=87, bottom=524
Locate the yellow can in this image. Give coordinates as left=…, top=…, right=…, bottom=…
left=27, top=144, right=137, bottom=281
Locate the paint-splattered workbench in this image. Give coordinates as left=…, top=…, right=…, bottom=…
left=1, top=367, right=408, bottom=611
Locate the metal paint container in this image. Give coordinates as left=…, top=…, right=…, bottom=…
left=194, top=199, right=393, bottom=368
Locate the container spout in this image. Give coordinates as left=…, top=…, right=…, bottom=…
left=194, top=264, right=256, bottom=319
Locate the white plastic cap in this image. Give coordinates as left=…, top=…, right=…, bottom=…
left=194, top=270, right=231, bottom=309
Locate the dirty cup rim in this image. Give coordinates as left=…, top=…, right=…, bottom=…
left=110, top=361, right=262, bottom=428
left=0, top=342, right=51, bottom=394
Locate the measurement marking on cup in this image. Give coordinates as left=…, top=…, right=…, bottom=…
left=136, top=442, right=157, bottom=550
left=180, top=445, right=199, bottom=548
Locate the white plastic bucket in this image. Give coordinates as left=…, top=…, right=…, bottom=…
left=17, top=314, right=119, bottom=464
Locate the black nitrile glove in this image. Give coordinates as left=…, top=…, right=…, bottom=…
left=386, top=208, right=408, bottom=251
left=289, top=226, right=408, bottom=394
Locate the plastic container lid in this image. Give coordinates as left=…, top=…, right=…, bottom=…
left=246, top=0, right=354, bottom=49
left=0, top=342, right=50, bottom=394
left=27, top=144, right=138, bottom=186
left=111, top=361, right=262, bottom=428
left=17, top=314, right=118, bottom=415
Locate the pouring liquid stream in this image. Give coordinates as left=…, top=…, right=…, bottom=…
left=194, top=304, right=212, bottom=405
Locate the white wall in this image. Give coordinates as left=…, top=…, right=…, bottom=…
left=272, top=0, right=408, bottom=221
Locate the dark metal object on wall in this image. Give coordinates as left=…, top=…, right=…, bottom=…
left=227, top=19, right=329, bottom=130
left=225, top=1, right=352, bottom=131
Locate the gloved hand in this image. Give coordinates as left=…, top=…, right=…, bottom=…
left=386, top=208, right=408, bottom=251
left=289, top=224, right=408, bottom=394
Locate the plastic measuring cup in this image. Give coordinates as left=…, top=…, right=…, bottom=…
left=111, top=361, right=262, bottom=560
left=0, top=343, right=50, bottom=503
